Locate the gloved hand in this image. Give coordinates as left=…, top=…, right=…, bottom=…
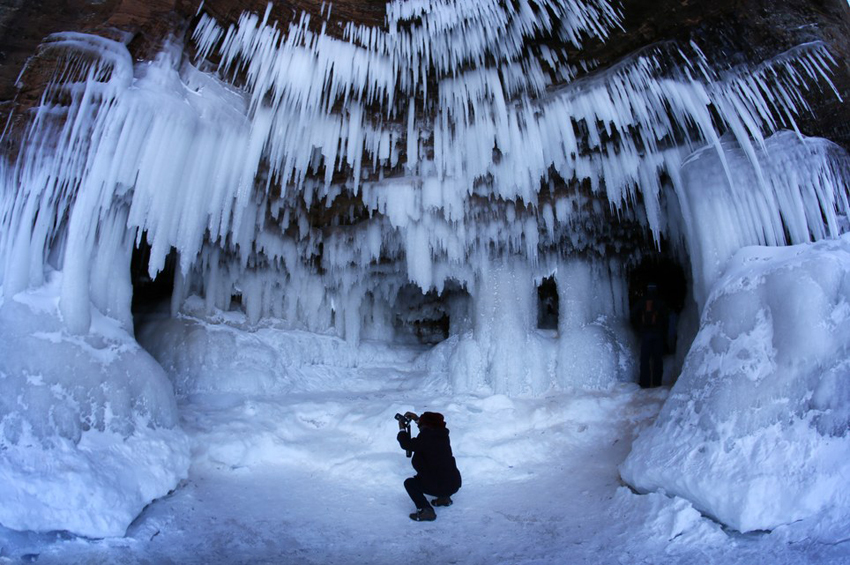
left=404, top=411, right=419, bottom=422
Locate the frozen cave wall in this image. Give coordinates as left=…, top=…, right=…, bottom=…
left=0, top=0, right=848, bottom=391
left=0, top=0, right=848, bottom=350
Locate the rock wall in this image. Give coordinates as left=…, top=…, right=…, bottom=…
left=1, top=0, right=847, bottom=149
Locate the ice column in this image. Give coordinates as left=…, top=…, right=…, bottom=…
left=556, top=259, right=631, bottom=389
left=449, top=258, right=549, bottom=395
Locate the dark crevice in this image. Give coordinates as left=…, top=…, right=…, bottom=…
left=537, top=276, right=558, bottom=330
left=130, top=231, right=177, bottom=334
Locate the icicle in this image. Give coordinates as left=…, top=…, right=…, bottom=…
left=677, top=131, right=850, bottom=309
left=406, top=98, right=418, bottom=171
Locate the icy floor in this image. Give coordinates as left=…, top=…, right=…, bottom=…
left=2, top=357, right=850, bottom=564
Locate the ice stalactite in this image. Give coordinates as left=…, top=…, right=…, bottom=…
left=1, top=33, right=134, bottom=331
left=187, top=4, right=850, bottom=329
left=676, top=131, right=850, bottom=308
left=0, top=34, right=193, bottom=538
left=0, top=33, right=258, bottom=334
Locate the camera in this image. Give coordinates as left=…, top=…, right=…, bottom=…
left=395, top=412, right=417, bottom=458
left=395, top=412, right=419, bottom=426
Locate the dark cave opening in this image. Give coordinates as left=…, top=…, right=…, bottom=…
left=537, top=276, right=559, bottom=330
left=130, top=231, right=177, bottom=333
left=628, top=256, right=687, bottom=314
left=628, top=254, right=688, bottom=354
left=392, top=281, right=470, bottom=345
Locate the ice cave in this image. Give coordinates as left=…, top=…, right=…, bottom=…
left=0, top=0, right=849, bottom=562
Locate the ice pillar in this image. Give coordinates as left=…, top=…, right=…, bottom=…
left=555, top=259, right=629, bottom=389
left=452, top=258, right=549, bottom=395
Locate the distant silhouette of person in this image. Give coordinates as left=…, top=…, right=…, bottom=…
left=397, top=411, right=462, bottom=521
left=631, top=283, right=669, bottom=388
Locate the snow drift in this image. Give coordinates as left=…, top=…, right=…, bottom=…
left=0, top=274, right=190, bottom=538
left=620, top=234, right=850, bottom=538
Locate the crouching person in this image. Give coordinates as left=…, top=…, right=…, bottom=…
left=397, top=411, right=462, bottom=521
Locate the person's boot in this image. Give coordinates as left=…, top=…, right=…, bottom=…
left=431, top=497, right=453, bottom=507
left=409, top=507, right=437, bottom=521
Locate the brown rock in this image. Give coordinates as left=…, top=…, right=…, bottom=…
left=0, top=0, right=848, bottom=148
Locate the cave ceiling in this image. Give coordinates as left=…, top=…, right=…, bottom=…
left=2, top=0, right=847, bottom=139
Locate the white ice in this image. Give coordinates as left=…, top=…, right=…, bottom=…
left=0, top=0, right=849, bottom=561
left=621, top=234, right=850, bottom=539
left=0, top=272, right=190, bottom=538
left=2, top=10, right=847, bottom=347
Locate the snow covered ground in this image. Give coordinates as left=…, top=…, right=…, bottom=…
left=2, top=345, right=849, bottom=564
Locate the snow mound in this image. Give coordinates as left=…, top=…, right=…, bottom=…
left=611, top=488, right=726, bottom=546
left=0, top=275, right=190, bottom=538
left=620, top=235, right=850, bottom=537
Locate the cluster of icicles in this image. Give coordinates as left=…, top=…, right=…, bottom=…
left=0, top=0, right=848, bottom=340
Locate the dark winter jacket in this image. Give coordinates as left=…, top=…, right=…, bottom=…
left=397, top=426, right=462, bottom=496
left=631, top=293, right=669, bottom=337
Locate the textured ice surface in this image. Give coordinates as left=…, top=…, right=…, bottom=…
left=0, top=274, right=190, bottom=537
left=620, top=235, right=850, bottom=537
left=138, top=296, right=429, bottom=396
left=677, top=131, right=850, bottom=308
left=416, top=257, right=636, bottom=394
left=0, top=11, right=846, bottom=345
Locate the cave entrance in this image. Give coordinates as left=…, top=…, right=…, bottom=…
left=628, top=256, right=687, bottom=313
left=130, top=231, right=177, bottom=333
left=537, top=276, right=558, bottom=330
left=627, top=254, right=688, bottom=353
left=392, top=280, right=469, bottom=345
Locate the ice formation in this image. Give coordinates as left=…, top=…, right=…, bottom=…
left=136, top=296, right=426, bottom=396
left=620, top=235, right=850, bottom=537
left=677, top=131, right=850, bottom=308
left=0, top=273, right=190, bottom=537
